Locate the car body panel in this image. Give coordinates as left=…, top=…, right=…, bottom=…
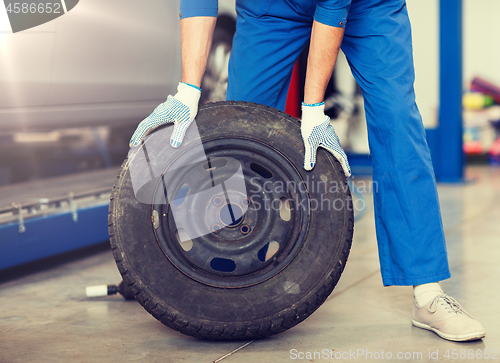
left=0, top=0, right=180, bottom=132
left=0, top=0, right=235, bottom=132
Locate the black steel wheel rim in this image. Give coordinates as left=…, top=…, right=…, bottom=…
left=152, top=138, right=311, bottom=288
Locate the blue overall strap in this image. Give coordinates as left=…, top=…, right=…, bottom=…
left=315, top=0, right=352, bottom=28
left=180, top=0, right=218, bottom=19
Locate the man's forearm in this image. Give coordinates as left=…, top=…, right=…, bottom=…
left=180, top=17, right=217, bottom=88
left=303, top=21, right=345, bottom=104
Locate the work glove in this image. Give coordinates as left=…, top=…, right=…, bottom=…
left=129, top=82, right=201, bottom=148
left=301, top=102, right=351, bottom=177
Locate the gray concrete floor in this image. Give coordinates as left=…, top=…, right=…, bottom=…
left=1, top=166, right=499, bottom=363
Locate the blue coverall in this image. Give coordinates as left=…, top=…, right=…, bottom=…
left=180, top=0, right=451, bottom=287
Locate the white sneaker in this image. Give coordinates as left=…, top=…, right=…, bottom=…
left=411, top=294, right=485, bottom=342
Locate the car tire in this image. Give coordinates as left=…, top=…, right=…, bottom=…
left=201, top=27, right=234, bottom=104
left=108, top=101, right=354, bottom=341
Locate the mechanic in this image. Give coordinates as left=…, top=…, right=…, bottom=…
left=129, top=0, right=485, bottom=342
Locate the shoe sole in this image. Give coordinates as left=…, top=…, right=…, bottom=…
left=411, top=319, right=485, bottom=342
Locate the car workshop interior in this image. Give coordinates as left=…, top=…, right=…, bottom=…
left=1, top=0, right=500, bottom=362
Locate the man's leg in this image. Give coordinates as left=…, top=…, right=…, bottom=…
left=341, top=0, right=484, bottom=341
left=226, top=0, right=314, bottom=111
left=342, top=0, right=450, bottom=286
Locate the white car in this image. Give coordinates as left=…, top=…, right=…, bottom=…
left=0, top=0, right=235, bottom=132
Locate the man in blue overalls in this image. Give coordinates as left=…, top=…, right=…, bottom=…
left=130, top=0, right=485, bottom=341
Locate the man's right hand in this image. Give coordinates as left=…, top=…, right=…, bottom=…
left=129, top=82, right=201, bottom=148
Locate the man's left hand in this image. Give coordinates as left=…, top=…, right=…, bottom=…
left=301, top=102, right=351, bottom=177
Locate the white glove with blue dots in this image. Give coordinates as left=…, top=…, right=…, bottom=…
left=301, top=102, right=351, bottom=177
left=129, top=82, right=201, bottom=148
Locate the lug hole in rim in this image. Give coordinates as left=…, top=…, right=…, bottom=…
left=240, top=224, right=250, bottom=234
left=212, top=196, right=223, bottom=206
left=212, top=223, right=221, bottom=233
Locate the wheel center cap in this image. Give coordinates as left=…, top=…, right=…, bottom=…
left=219, top=203, right=244, bottom=227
